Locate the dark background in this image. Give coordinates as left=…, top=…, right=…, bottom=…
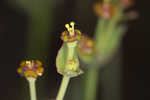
left=0, top=0, right=150, bottom=100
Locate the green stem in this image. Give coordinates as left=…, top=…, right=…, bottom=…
left=56, top=76, right=70, bottom=100
left=27, top=77, right=37, bottom=100
left=84, top=68, right=99, bottom=100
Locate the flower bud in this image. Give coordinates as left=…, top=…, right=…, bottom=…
left=78, top=36, right=95, bottom=63
left=94, top=2, right=117, bottom=19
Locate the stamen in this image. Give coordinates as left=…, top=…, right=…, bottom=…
left=65, top=22, right=75, bottom=36
left=26, top=61, right=32, bottom=68
left=65, top=24, right=70, bottom=32
left=70, top=21, right=75, bottom=36
left=70, top=21, right=75, bottom=30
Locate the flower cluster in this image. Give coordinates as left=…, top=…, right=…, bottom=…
left=61, top=22, right=81, bottom=42
left=77, top=36, right=95, bottom=63
left=17, top=60, right=44, bottom=78
left=78, top=36, right=95, bottom=56
left=94, top=2, right=116, bottom=19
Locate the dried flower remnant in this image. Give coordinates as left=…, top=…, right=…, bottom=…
left=94, top=2, right=116, bottom=19
left=56, top=22, right=83, bottom=77
left=17, top=60, right=44, bottom=78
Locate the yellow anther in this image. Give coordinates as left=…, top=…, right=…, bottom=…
left=25, top=61, right=31, bottom=65
left=25, top=61, right=32, bottom=68
left=70, top=21, right=75, bottom=34
left=65, top=22, right=76, bottom=36
left=65, top=24, right=70, bottom=32
left=70, top=21, right=75, bottom=27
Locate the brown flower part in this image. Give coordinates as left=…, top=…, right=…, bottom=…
left=17, top=60, right=44, bottom=78
left=78, top=36, right=95, bottom=56
left=120, top=0, right=134, bottom=8
left=94, top=2, right=116, bottom=19
left=61, top=22, right=82, bottom=42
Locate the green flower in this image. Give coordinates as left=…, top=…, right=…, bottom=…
left=56, top=22, right=83, bottom=77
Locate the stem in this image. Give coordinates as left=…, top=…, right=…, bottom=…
left=56, top=76, right=70, bottom=100
left=84, top=68, right=99, bottom=100
left=27, top=77, right=37, bottom=100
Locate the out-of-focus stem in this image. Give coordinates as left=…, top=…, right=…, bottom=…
left=84, top=68, right=99, bottom=100
left=27, top=77, right=37, bottom=100
left=56, top=76, right=70, bottom=100
left=83, top=19, right=107, bottom=100
left=84, top=7, right=123, bottom=100
left=95, top=19, right=107, bottom=47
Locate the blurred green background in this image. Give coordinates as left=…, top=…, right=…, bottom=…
left=0, top=0, right=150, bottom=100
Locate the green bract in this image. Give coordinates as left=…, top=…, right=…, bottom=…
left=56, top=43, right=83, bottom=77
